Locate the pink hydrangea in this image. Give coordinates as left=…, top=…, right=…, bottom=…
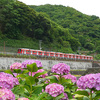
left=45, top=83, right=64, bottom=97
left=29, top=69, right=48, bottom=78
left=0, top=88, right=15, bottom=100
left=51, top=63, right=70, bottom=75
left=62, top=74, right=77, bottom=83
left=0, top=72, right=19, bottom=89
left=21, top=60, right=42, bottom=68
left=10, top=62, right=22, bottom=71
left=18, top=98, right=29, bottom=100
left=60, top=93, right=68, bottom=100
left=77, top=73, right=100, bottom=90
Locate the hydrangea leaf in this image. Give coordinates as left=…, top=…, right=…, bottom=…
left=27, top=63, right=38, bottom=72
left=32, top=86, right=42, bottom=94
left=16, top=74, right=26, bottom=78
left=74, top=90, right=89, bottom=96
left=55, top=93, right=64, bottom=100
left=5, top=69, right=13, bottom=75
left=13, top=69, right=21, bottom=73
left=45, top=76, right=58, bottom=83
left=22, top=70, right=29, bottom=74
left=34, top=71, right=47, bottom=78
left=25, top=76, right=35, bottom=85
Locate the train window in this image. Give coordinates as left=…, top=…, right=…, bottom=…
left=18, top=49, right=21, bottom=52
left=33, top=51, right=36, bottom=53
left=26, top=50, right=30, bottom=52
left=39, top=52, right=42, bottom=54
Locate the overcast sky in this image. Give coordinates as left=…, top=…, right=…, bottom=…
left=18, top=0, right=100, bottom=18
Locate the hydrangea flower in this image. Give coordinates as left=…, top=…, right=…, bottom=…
left=0, top=72, right=19, bottom=89
left=51, top=63, right=70, bottom=75
left=21, top=60, right=42, bottom=68
left=0, top=88, right=15, bottom=100
left=77, top=73, right=100, bottom=90
left=18, top=98, right=29, bottom=100
left=62, top=74, right=77, bottom=83
left=29, top=69, right=48, bottom=78
left=10, top=62, right=22, bottom=71
left=45, top=83, right=64, bottom=97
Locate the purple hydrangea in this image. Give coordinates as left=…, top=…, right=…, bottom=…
left=45, top=83, right=64, bottom=97
left=29, top=69, right=48, bottom=78
left=0, top=72, right=19, bottom=89
left=21, top=60, right=42, bottom=68
left=51, top=63, right=70, bottom=75
left=77, top=73, right=100, bottom=90
left=62, top=74, right=77, bottom=83
left=10, top=62, right=22, bottom=71
left=0, top=88, right=15, bottom=100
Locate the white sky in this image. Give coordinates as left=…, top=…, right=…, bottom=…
left=18, top=0, right=100, bottom=18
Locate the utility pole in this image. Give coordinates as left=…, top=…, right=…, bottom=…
left=39, top=40, right=42, bottom=50
left=4, top=41, right=5, bottom=53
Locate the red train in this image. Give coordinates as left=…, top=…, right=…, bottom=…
left=17, top=48, right=93, bottom=60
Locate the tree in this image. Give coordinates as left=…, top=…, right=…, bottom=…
left=84, top=42, right=94, bottom=50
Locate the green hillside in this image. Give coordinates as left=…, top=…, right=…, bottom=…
left=0, top=0, right=100, bottom=59
left=29, top=4, right=100, bottom=51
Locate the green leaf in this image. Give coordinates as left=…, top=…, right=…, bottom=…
left=64, top=88, right=70, bottom=93
left=83, top=96, right=89, bottom=100
left=5, top=70, right=13, bottom=75
left=27, top=63, right=38, bottom=72
left=34, top=71, right=47, bottom=78
left=93, top=93, right=100, bottom=99
left=38, top=67, right=43, bottom=69
left=45, top=76, right=58, bottom=83
left=23, top=85, right=30, bottom=92
left=16, top=74, right=26, bottom=78
left=37, top=92, right=48, bottom=100
left=22, top=70, right=29, bottom=74
left=74, top=90, right=89, bottom=96
left=13, top=69, right=21, bottom=73
left=25, top=76, right=35, bottom=85
left=55, top=93, right=64, bottom=100
left=59, top=77, right=72, bottom=84
left=32, top=86, right=42, bottom=94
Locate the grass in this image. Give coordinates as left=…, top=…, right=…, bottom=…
left=70, top=69, right=87, bottom=71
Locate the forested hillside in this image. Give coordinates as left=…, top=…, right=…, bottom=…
left=0, top=0, right=100, bottom=59
left=30, top=4, right=100, bottom=52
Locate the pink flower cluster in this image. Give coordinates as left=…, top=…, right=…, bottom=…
left=0, top=88, right=15, bottom=100
left=77, top=73, right=100, bottom=90
left=21, top=60, right=42, bottom=68
left=10, top=62, right=22, bottom=71
left=45, top=83, right=64, bottom=97
left=62, top=74, right=77, bottom=83
left=18, top=97, right=29, bottom=100
left=0, top=72, right=19, bottom=89
left=29, top=69, right=48, bottom=78
left=51, top=63, right=70, bottom=75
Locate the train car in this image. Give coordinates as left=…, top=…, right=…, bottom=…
left=17, top=48, right=93, bottom=60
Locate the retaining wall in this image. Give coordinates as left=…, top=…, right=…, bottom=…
left=0, top=57, right=92, bottom=70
